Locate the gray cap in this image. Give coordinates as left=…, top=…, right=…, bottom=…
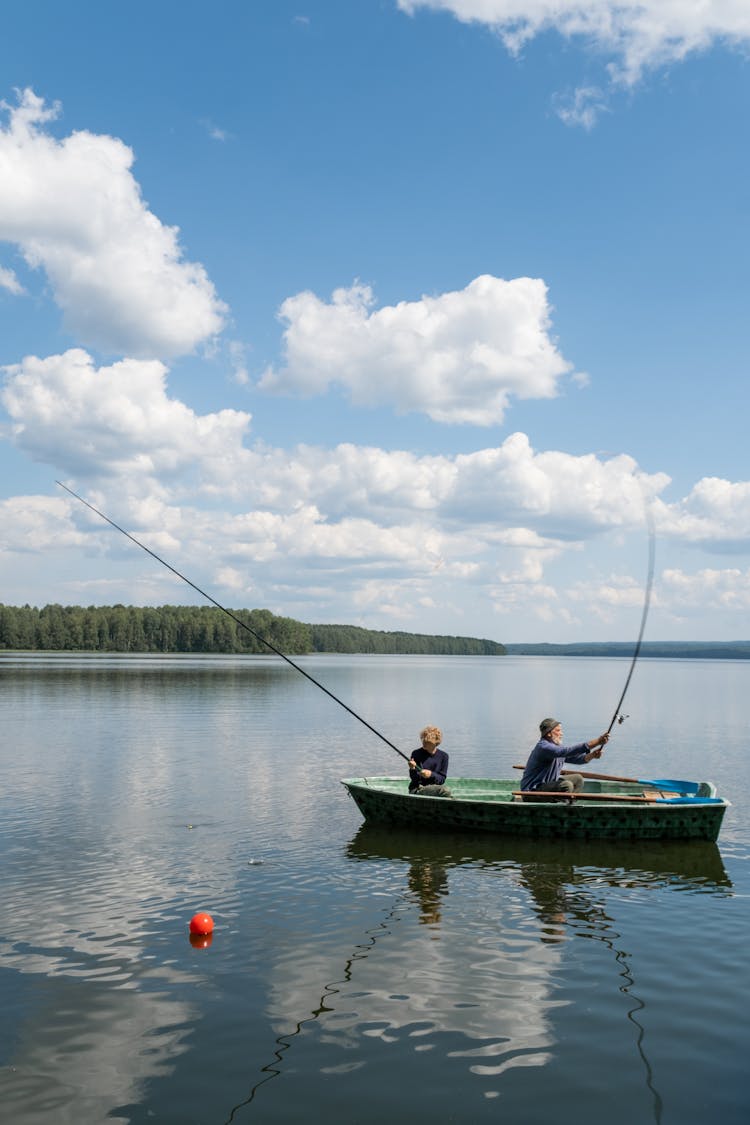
left=539, top=717, right=561, bottom=736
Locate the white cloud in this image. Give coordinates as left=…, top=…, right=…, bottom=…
left=443, top=434, right=668, bottom=529
left=5, top=343, right=750, bottom=636
left=0, top=351, right=672, bottom=540
left=567, top=572, right=651, bottom=627
left=398, top=1, right=750, bottom=123
left=489, top=559, right=750, bottom=632
left=200, top=117, right=232, bottom=142
left=0, top=89, right=227, bottom=358
left=655, top=477, right=750, bottom=550
left=13, top=349, right=750, bottom=568
left=188, top=433, right=667, bottom=537
left=552, top=86, right=609, bottom=130
left=221, top=506, right=444, bottom=568
left=0, top=264, right=24, bottom=294
left=488, top=577, right=572, bottom=623
left=660, top=566, right=750, bottom=612
left=1, top=348, right=252, bottom=484
left=0, top=494, right=84, bottom=552
left=261, top=275, right=573, bottom=425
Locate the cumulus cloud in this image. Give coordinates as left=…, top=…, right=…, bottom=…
left=0, top=351, right=670, bottom=540
left=0, top=494, right=85, bottom=552
left=0, top=343, right=664, bottom=626
left=398, top=1, right=750, bottom=82
left=9, top=347, right=746, bottom=567
left=5, top=341, right=750, bottom=634
left=488, top=578, right=573, bottom=625
left=328, top=435, right=659, bottom=531
left=566, top=572, right=653, bottom=628
left=0, top=89, right=227, bottom=357
left=0, top=264, right=24, bottom=294
left=261, top=276, right=573, bottom=425
left=489, top=558, right=750, bottom=633
left=661, top=566, right=750, bottom=612
left=398, top=1, right=750, bottom=124
left=1, top=348, right=252, bottom=484
left=173, top=432, right=666, bottom=536
left=654, top=477, right=750, bottom=550
left=219, top=506, right=447, bottom=568
left=552, top=86, right=609, bottom=130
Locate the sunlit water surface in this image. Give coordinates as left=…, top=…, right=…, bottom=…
left=0, top=653, right=748, bottom=1124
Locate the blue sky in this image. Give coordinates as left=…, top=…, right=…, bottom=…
left=0, top=0, right=748, bottom=643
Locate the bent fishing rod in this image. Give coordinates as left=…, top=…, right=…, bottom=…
left=56, top=481, right=410, bottom=763
left=606, top=512, right=656, bottom=735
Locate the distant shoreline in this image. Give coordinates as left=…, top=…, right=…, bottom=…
left=504, top=642, right=750, bottom=660
left=1, top=604, right=747, bottom=659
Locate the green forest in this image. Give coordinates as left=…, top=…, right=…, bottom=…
left=1, top=605, right=745, bottom=658
left=309, top=623, right=505, bottom=655
left=0, top=604, right=311, bottom=654
left=0, top=604, right=506, bottom=656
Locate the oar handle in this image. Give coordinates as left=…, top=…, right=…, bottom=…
left=563, top=768, right=639, bottom=784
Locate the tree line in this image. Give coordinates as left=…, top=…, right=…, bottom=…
left=309, top=623, right=506, bottom=655
left=0, top=604, right=311, bottom=654
left=0, top=604, right=506, bottom=656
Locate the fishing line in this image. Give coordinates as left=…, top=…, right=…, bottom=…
left=224, top=894, right=407, bottom=1122
left=56, top=481, right=410, bottom=762
left=606, top=509, right=656, bottom=735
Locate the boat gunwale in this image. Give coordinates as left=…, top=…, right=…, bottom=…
left=340, top=776, right=729, bottom=810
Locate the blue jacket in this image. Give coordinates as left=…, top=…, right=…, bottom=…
left=521, top=738, right=588, bottom=791
left=409, top=746, right=449, bottom=789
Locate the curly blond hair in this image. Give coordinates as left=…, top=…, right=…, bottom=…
left=420, top=725, right=442, bottom=746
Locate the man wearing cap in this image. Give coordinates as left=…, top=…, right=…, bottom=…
left=520, top=719, right=609, bottom=794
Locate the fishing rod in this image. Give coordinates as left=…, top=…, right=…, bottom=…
left=56, top=481, right=410, bottom=763
left=606, top=511, right=656, bottom=735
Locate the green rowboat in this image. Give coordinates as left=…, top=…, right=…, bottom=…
left=341, top=776, right=729, bottom=842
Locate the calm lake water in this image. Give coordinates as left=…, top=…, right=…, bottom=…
left=1, top=652, right=748, bottom=1124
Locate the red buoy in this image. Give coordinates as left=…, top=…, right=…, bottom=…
left=189, top=911, right=214, bottom=936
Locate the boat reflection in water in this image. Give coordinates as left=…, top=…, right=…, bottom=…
left=406, top=851, right=449, bottom=926
left=361, top=824, right=731, bottom=905
left=228, top=828, right=730, bottom=1123
left=346, top=827, right=731, bottom=1125
left=348, top=825, right=731, bottom=943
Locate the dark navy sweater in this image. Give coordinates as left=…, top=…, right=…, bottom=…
left=409, top=746, right=449, bottom=788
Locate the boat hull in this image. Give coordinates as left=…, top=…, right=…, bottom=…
left=341, top=777, right=728, bottom=842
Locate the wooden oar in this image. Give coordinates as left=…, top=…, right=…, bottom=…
left=512, top=790, right=723, bottom=806
left=512, top=765, right=699, bottom=794
left=512, top=790, right=661, bottom=804
left=568, top=769, right=700, bottom=793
